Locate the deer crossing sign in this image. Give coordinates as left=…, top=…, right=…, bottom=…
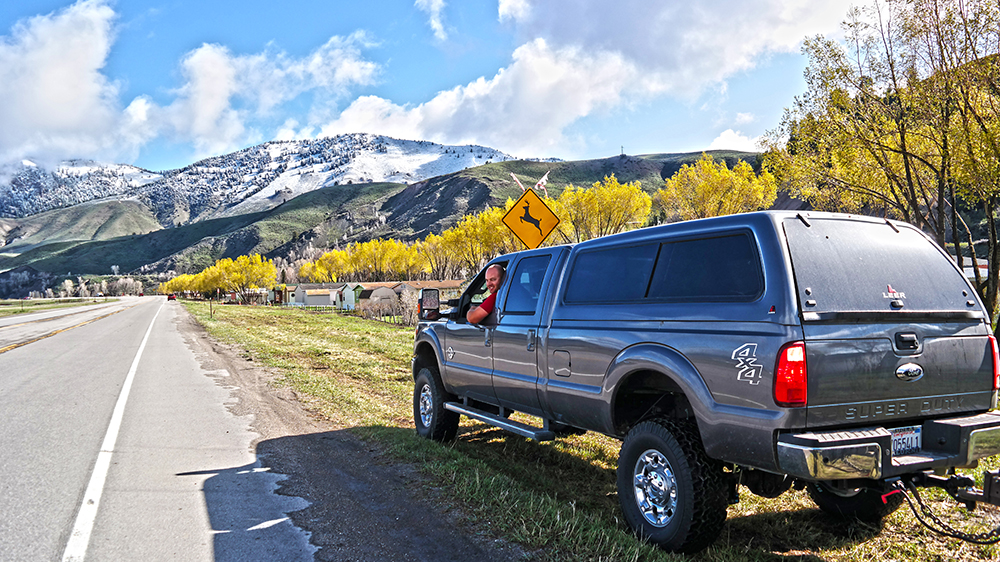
left=502, top=188, right=560, bottom=250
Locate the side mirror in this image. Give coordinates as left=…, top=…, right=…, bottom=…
left=418, top=288, right=440, bottom=320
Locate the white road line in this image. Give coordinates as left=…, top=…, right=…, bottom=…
left=61, top=303, right=164, bottom=562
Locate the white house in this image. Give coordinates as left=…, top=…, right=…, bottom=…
left=334, top=284, right=357, bottom=310
left=289, top=283, right=352, bottom=308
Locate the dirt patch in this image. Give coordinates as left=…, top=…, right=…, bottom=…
left=175, top=308, right=524, bottom=561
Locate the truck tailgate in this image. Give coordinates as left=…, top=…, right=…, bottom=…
left=803, top=324, right=995, bottom=427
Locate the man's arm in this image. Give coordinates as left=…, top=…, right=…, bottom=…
left=466, top=305, right=488, bottom=324
left=466, top=292, right=496, bottom=324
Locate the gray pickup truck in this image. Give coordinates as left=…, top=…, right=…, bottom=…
left=412, top=210, right=1000, bottom=553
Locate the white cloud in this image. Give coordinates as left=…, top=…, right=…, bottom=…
left=318, top=1, right=851, bottom=157
left=319, top=39, right=635, bottom=156
left=166, top=44, right=244, bottom=157
left=502, top=0, right=852, bottom=98
left=0, top=1, right=381, bottom=167
left=0, top=0, right=135, bottom=166
left=415, top=0, right=448, bottom=41
left=498, top=0, right=531, bottom=22
left=164, top=33, right=380, bottom=160
left=708, top=129, right=760, bottom=152
left=275, top=119, right=314, bottom=141
left=0, top=0, right=853, bottom=168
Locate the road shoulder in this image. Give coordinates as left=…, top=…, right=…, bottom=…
left=175, top=307, right=524, bottom=561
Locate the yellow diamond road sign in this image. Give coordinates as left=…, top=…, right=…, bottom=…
left=502, top=188, right=560, bottom=250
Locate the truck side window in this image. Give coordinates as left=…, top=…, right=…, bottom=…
left=564, top=243, right=658, bottom=303
left=504, top=255, right=551, bottom=315
left=647, top=233, right=763, bottom=301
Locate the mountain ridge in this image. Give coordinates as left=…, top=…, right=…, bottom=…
left=0, top=133, right=523, bottom=224
left=0, top=138, right=771, bottom=297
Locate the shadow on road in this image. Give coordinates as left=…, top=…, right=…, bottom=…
left=183, top=422, right=886, bottom=562
left=184, top=428, right=516, bottom=562
left=176, top=462, right=314, bottom=562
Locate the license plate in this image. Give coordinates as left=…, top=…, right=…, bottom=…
left=891, top=425, right=922, bottom=456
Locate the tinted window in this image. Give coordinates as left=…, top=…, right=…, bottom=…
left=564, top=244, right=658, bottom=303
left=504, top=255, right=552, bottom=314
left=784, top=217, right=973, bottom=312
left=647, top=234, right=763, bottom=301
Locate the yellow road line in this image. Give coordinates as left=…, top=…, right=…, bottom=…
left=0, top=305, right=139, bottom=355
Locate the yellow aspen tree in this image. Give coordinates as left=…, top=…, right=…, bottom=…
left=551, top=174, right=651, bottom=242
left=655, top=154, right=776, bottom=220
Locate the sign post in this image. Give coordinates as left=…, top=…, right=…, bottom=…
left=502, top=188, right=560, bottom=250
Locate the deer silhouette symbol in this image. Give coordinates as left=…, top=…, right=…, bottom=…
left=520, top=201, right=543, bottom=235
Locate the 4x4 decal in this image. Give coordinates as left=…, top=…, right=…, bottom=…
left=732, top=343, right=763, bottom=385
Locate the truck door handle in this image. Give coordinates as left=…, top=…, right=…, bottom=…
left=526, top=329, right=536, bottom=351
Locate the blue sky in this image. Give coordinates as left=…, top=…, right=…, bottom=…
left=0, top=0, right=854, bottom=172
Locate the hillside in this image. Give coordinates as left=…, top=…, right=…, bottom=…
left=0, top=199, right=162, bottom=255
left=1, top=182, right=406, bottom=276
left=0, top=134, right=516, bottom=225
left=0, top=148, right=773, bottom=295
left=371, top=150, right=760, bottom=240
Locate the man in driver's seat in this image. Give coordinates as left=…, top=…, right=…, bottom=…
left=466, top=264, right=505, bottom=324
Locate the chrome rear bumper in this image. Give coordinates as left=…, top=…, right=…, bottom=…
left=777, top=412, right=1000, bottom=480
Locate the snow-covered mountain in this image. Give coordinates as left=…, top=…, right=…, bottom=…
left=0, top=159, right=160, bottom=218
left=0, top=134, right=519, bottom=224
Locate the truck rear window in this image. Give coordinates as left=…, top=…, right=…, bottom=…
left=783, top=216, right=977, bottom=315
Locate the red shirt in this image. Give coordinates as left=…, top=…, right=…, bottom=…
left=480, top=292, right=497, bottom=315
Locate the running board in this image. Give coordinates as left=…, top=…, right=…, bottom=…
left=444, top=402, right=555, bottom=441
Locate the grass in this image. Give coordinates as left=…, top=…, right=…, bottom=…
left=0, top=297, right=112, bottom=318
left=181, top=300, right=1000, bottom=561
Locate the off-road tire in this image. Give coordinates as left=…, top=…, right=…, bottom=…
left=617, top=418, right=728, bottom=553
left=807, top=482, right=904, bottom=522
left=413, top=367, right=459, bottom=441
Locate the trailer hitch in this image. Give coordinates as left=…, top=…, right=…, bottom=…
left=954, top=469, right=1000, bottom=510
left=895, top=470, right=1000, bottom=544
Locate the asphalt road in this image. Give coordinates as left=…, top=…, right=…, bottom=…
left=0, top=297, right=517, bottom=562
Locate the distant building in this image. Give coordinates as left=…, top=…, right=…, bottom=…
left=396, top=280, right=464, bottom=301
left=287, top=282, right=355, bottom=309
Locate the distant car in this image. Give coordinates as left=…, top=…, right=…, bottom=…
left=167, top=294, right=176, bottom=301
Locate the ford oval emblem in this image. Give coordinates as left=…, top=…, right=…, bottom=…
left=895, top=363, right=923, bottom=382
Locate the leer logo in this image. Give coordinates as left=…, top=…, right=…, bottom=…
left=883, top=284, right=906, bottom=299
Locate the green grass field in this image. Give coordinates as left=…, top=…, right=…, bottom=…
left=182, top=301, right=1000, bottom=561
left=0, top=298, right=112, bottom=318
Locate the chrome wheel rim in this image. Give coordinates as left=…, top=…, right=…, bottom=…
left=633, top=449, right=677, bottom=527
left=418, top=383, right=434, bottom=427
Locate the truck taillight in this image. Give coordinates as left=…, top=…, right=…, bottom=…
left=990, top=335, right=1000, bottom=391
left=774, top=341, right=807, bottom=408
